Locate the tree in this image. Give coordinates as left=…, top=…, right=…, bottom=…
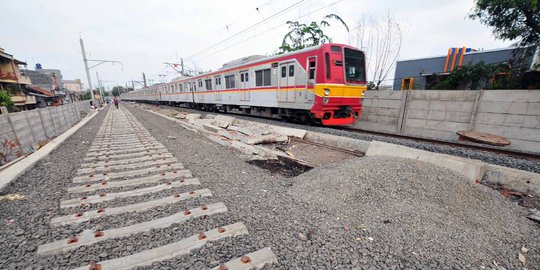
left=470, top=0, right=540, bottom=46
left=351, top=13, right=402, bottom=90
left=0, top=91, right=15, bottom=111
left=279, top=14, right=349, bottom=53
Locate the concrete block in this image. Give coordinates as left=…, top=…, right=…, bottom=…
left=185, top=114, right=202, bottom=121
left=213, top=120, right=230, bottom=128
left=527, top=102, right=540, bottom=115
left=205, top=114, right=217, bottom=119
left=408, top=100, right=429, bottom=110
left=477, top=101, right=512, bottom=114
left=481, top=90, right=540, bottom=102
left=364, top=90, right=404, bottom=100
left=365, top=141, right=486, bottom=182
left=214, top=115, right=236, bottom=125
left=483, top=164, right=540, bottom=196
left=371, top=98, right=402, bottom=109
left=303, top=131, right=370, bottom=153
left=26, top=110, right=46, bottom=142
left=207, top=134, right=232, bottom=147
left=269, top=125, right=306, bottom=139
left=203, top=124, right=222, bottom=133
left=403, top=127, right=457, bottom=141
left=228, top=125, right=258, bottom=136
left=9, top=112, right=34, bottom=153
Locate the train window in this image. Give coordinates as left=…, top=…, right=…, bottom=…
left=215, top=77, right=220, bottom=85
left=281, top=66, right=286, bottom=78
left=331, top=46, right=341, bottom=52
left=325, top=53, right=331, bottom=79
left=255, top=69, right=271, bottom=86
left=289, top=65, right=294, bottom=77
left=179, top=84, right=183, bottom=92
left=245, top=73, right=249, bottom=81
left=225, top=75, right=235, bottom=89
left=205, top=79, right=212, bottom=90
left=309, top=61, right=316, bottom=80
left=240, top=73, right=244, bottom=82
left=344, top=48, right=366, bottom=83
left=198, top=80, right=203, bottom=88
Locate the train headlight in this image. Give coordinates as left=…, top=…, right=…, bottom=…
left=324, top=88, right=330, bottom=96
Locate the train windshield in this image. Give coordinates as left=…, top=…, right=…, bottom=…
left=344, top=48, right=366, bottom=84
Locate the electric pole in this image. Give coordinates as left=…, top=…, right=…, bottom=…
left=96, top=71, right=105, bottom=102
left=80, top=38, right=95, bottom=106
left=79, top=36, right=122, bottom=107
left=142, top=72, right=147, bottom=87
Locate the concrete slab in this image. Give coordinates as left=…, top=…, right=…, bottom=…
left=211, top=247, right=278, bottom=270
left=39, top=202, right=227, bottom=255
left=483, top=164, right=540, bottom=196
left=62, top=178, right=200, bottom=206
left=365, top=141, right=486, bottom=182
left=203, top=124, right=223, bottom=133
left=214, top=115, right=236, bottom=126
left=51, top=188, right=213, bottom=226
left=72, top=165, right=186, bottom=183
left=71, top=222, right=248, bottom=270
left=304, top=131, right=370, bottom=153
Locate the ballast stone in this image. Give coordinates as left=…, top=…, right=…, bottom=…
left=366, top=141, right=486, bottom=183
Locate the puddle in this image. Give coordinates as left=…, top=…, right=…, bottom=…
left=247, top=156, right=313, bottom=177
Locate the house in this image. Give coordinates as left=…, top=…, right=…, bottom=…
left=0, top=48, right=34, bottom=110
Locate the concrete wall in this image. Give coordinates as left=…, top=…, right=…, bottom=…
left=0, top=101, right=89, bottom=165
left=354, top=90, right=540, bottom=154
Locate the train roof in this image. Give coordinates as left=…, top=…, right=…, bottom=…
left=131, top=43, right=358, bottom=92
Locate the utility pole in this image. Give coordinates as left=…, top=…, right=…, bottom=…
left=96, top=71, right=105, bottom=102
left=79, top=36, right=122, bottom=107
left=80, top=38, right=95, bottom=106
left=142, top=72, right=147, bottom=87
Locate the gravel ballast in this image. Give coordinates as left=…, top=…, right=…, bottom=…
left=1, top=104, right=538, bottom=270
left=289, top=155, right=540, bottom=269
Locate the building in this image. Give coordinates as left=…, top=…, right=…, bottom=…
left=64, top=79, right=83, bottom=92
left=24, top=64, right=67, bottom=106
left=393, top=46, right=540, bottom=90
left=0, top=48, right=34, bottom=110
left=64, top=79, right=84, bottom=102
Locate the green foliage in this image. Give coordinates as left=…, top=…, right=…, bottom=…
left=82, top=91, right=92, bottom=100
left=470, top=0, right=540, bottom=46
left=430, top=60, right=540, bottom=90
left=279, top=14, right=349, bottom=54
left=0, top=91, right=15, bottom=110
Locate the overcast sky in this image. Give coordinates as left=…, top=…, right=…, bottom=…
left=1, top=0, right=512, bottom=90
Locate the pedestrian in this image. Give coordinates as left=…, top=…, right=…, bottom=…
left=113, top=97, right=119, bottom=109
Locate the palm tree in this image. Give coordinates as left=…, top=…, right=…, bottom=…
left=279, top=14, right=349, bottom=53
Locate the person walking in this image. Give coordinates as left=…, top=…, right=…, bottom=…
left=113, top=97, right=119, bottom=109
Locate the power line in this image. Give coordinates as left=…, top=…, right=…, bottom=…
left=185, top=0, right=309, bottom=61
left=193, top=0, right=347, bottom=64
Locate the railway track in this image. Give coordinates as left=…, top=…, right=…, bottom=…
left=38, top=106, right=277, bottom=269
left=146, top=103, right=540, bottom=167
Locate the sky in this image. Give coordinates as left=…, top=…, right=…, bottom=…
left=1, top=0, right=513, bottom=90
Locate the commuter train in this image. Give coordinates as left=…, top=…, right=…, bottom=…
left=121, top=43, right=367, bottom=125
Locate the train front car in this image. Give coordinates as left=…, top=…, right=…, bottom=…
left=310, top=44, right=367, bottom=126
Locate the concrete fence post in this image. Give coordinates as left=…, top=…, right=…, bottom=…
left=467, top=89, right=484, bottom=131
left=397, top=90, right=413, bottom=133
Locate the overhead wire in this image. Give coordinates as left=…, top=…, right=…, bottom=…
left=193, top=0, right=347, bottom=64
left=184, top=0, right=309, bottom=61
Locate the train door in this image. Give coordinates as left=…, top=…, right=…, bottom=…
left=240, top=71, right=249, bottom=101
left=286, top=64, right=295, bottom=102
left=305, top=57, right=316, bottom=102
left=215, top=76, right=222, bottom=101
left=278, top=63, right=289, bottom=102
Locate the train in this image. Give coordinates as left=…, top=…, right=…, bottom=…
left=121, top=43, right=367, bottom=126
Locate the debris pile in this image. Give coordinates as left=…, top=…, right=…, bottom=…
left=289, top=155, right=540, bottom=268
